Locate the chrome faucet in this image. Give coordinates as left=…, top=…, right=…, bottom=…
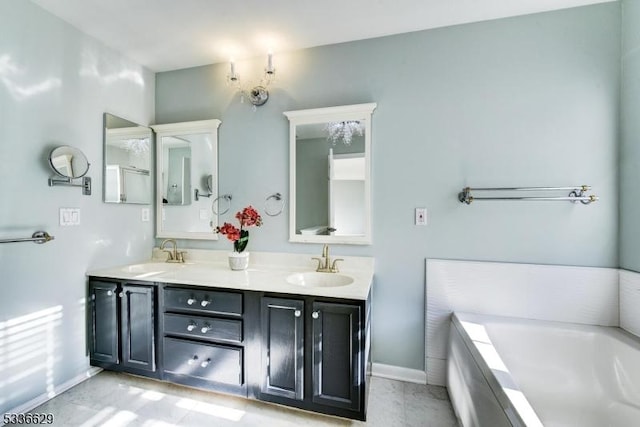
left=160, top=239, right=186, bottom=263
left=312, top=244, right=343, bottom=273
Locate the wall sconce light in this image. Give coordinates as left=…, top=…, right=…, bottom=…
left=227, top=52, right=276, bottom=110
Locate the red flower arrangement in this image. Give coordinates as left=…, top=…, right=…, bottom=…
left=215, top=206, right=263, bottom=253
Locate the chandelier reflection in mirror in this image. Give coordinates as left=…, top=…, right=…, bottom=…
left=227, top=53, right=275, bottom=111
left=325, top=121, right=364, bottom=145
left=124, top=137, right=150, bottom=155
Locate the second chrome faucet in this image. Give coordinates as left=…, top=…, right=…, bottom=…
left=312, top=244, right=343, bottom=273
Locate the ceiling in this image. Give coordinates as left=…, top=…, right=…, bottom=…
left=31, top=0, right=614, bottom=73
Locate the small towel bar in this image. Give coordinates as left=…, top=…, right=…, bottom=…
left=0, top=231, right=55, bottom=244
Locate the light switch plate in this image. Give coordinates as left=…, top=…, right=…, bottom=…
left=60, top=208, right=80, bottom=226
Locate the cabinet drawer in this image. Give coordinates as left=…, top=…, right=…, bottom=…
left=164, top=287, right=242, bottom=316
left=164, top=313, right=242, bottom=344
left=163, top=338, right=243, bottom=386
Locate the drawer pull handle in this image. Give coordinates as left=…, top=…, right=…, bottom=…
left=186, top=322, right=196, bottom=332
left=200, top=299, right=211, bottom=307
left=201, top=324, right=211, bottom=334
left=187, top=298, right=196, bottom=305
left=200, top=358, right=211, bottom=368
left=312, top=311, right=320, bottom=319
left=294, top=310, right=301, bottom=318
left=187, top=355, right=199, bottom=365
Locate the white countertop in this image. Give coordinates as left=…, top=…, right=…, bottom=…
left=87, top=249, right=374, bottom=300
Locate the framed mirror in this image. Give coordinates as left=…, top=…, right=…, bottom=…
left=151, top=119, right=221, bottom=240
left=103, top=113, right=153, bottom=204
left=284, top=103, right=376, bottom=244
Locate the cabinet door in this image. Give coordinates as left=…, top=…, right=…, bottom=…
left=260, top=297, right=304, bottom=400
left=312, top=302, right=361, bottom=411
left=120, top=284, right=155, bottom=372
left=89, top=281, right=118, bottom=364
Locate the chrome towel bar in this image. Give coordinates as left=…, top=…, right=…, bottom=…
left=0, top=231, right=55, bottom=244
left=458, top=185, right=598, bottom=205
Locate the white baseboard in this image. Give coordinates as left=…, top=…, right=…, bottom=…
left=371, top=363, right=427, bottom=384
left=1, top=367, right=102, bottom=426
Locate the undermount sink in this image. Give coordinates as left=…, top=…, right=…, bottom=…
left=122, top=262, right=181, bottom=275
left=286, top=272, right=354, bottom=288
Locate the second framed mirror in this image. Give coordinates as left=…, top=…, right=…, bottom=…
left=284, top=103, right=376, bottom=245
left=151, top=119, right=221, bottom=240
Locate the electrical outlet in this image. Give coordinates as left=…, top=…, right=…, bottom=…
left=415, top=208, right=427, bottom=226
left=141, top=208, right=150, bottom=222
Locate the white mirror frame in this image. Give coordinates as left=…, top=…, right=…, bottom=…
left=151, top=119, right=221, bottom=240
left=284, top=103, right=376, bottom=245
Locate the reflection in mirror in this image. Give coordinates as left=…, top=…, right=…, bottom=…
left=285, top=103, right=376, bottom=245
left=50, top=146, right=90, bottom=178
left=162, top=137, right=192, bottom=205
left=151, top=120, right=221, bottom=240
left=103, top=113, right=152, bottom=204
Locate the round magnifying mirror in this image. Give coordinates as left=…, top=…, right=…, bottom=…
left=49, top=146, right=90, bottom=178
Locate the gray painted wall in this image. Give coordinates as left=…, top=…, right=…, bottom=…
left=620, top=0, right=640, bottom=271
left=156, top=4, right=621, bottom=370
left=0, top=1, right=154, bottom=413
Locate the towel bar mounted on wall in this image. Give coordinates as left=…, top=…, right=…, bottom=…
left=0, top=231, right=55, bottom=244
left=212, top=194, right=232, bottom=215
left=458, top=185, right=598, bottom=205
left=264, top=192, right=285, bottom=216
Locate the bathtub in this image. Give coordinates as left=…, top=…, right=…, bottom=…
left=447, top=312, right=640, bottom=427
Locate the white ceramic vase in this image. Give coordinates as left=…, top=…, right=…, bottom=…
left=228, top=251, right=249, bottom=270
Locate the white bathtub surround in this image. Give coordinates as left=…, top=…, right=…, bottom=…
left=619, top=269, right=640, bottom=337
left=87, top=248, right=374, bottom=300
left=426, top=259, right=620, bottom=385
left=449, top=312, right=640, bottom=427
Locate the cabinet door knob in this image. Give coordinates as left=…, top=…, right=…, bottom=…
left=118, top=292, right=124, bottom=298
left=200, top=358, right=211, bottom=368
left=294, top=310, right=301, bottom=318
left=187, top=298, right=196, bottom=305
left=186, top=322, right=196, bottom=332
left=201, top=324, right=211, bottom=334
left=187, top=355, right=199, bottom=365
left=200, top=299, right=211, bottom=307
left=312, top=311, right=320, bottom=319
left=106, top=290, right=113, bottom=296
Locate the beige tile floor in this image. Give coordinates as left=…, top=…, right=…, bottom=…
left=21, top=371, right=459, bottom=427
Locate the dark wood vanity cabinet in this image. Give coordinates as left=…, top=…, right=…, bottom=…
left=88, top=278, right=370, bottom=420
left=312, top=302, right=362, bottom=412
left=160, top=286, right=246, bottom=396
left=260, top=297, right=305, bottom=400
left=88, top=279, right=157, bottom=376
left=253, top=295, right=369, bottom=421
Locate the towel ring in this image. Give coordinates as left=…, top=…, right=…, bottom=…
left=212, top=194, right=232, bottom=215
left=264, top=192, right=285, bottom=217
